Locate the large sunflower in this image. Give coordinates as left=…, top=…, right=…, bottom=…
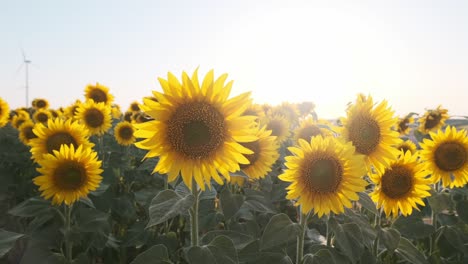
left=114, top=121, right=136, bottom=146
left=0, top=97, right=9, bottom=127
left=18, top=120, right=38, bottom=145
left=33, top=144, right=103, bottom=205
left=262, top=114, right=290, bottom=144
left=84, top=83, right=114, bottom=106
left=29, top=118, right=94, bottom=162
left=134, top=69, right=257, bottom=190
left=419, top=126, right=468, bottom=187
left=419, top=105, right=449, bottom=134
left=340, top=95, right=401, bottom=173
left=279, top=136, right=367, bottom=217
left=75, top=100, right=112, bottom=136
left=240, top=126, right=279, bottom=180
left=370, top=151, right=431, bottom=217
left=294, top=117, right=334, bottom=143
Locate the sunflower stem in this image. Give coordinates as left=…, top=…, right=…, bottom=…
left=64, top=204, right=73, bottom=264
left=296, top=211, right=308, bottom=264
left=429, top=183, right=440, bottom=256
left=326, top=214, right=332, bottom=247
left=373, top=209, right=382, bottom=257
left=189, top=181, right=200, bottom=247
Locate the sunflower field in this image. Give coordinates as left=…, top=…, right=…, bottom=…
left=1, top=69, right=468, bottom=264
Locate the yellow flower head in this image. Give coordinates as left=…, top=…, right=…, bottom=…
left=279, top=136, right=368, bottom=217
left=114, top=121, right=136, bottom=146
left=419, top=105, right=449, bottom=134
left=34, top=144, right=103, bottom=205
left=84, top=83, right=114, bottom=106
left=29, top=118, right=94, bottom=162
left=261, top=114, right=291, bottom=144
left=32, top=98, right=50, bottom=110
left=395, top=139, right=418, bottom=156
left=340, top=94, right=401, bottom=173
left=134, top=69, right=257, bottom=190
left=33, top=109, right=53, bottom=124
left=397, top=115, right=415, bottom=135
left=240, top=126, right=280, bottom=180
left=370, top=151, right=431, bottom=217
left=75, top=100, right=112, bottom=136
left=419, top=126, right=468, bottom=187
left=294, top=117, right=334, bottom=143
left=18, top=120, right=38, bottom=145
left=0, top=97, right=10, bottom=127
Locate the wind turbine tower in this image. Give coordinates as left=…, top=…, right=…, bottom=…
left=22, top=50, right=31, bottom=107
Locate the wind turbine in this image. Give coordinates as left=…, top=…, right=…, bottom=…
left=16, top=48, right=32, bottom=107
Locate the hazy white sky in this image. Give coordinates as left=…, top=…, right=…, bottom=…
left=1, top=0, right=467, bottom=119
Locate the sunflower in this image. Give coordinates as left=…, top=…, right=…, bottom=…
left=128, top=101, right=141, bottom=113
left=33, top=109, right=53, bottom=124
left=262, top=115, right=290, bottom=144
left=64, top=100, right=82, bottom=120
left=370, top=151, right=431, bottom=217
left=33, top=144, right=103, bottom=205
left=268, top=102, right=300, bottom=124
left=114, top=121, right=136, bottom=146
left=111, top=104, right=122, bottom=119
left=298, top=101, right=316, bottom=117
left=123, top=111, right=133, bottom=122
left=419, top=105, right=449, bottom=134
left=340, top=94, right=401, bottom=173
left=32, top=98, right=49, bottom=110
left=294, top=117, right=334, bottom=143
left=18, top=120, right=38, bottom=145
left=0, top=97, right=10, bottom=127
left=132, top=112, right=154, bottom=124
left=134, top=69, right=257, bottom=190
left=11, top=114, right=29, bottom=129
left=84, top=83, right=114, bottom=106
left=242, top=104, right=265, bottom=120
left=395, top=139, right=417, bottom=156
left=419, top=126, right=468, bottom=187
left=240, top=126, right=279, bottom=179
left=279, top=136, right=367, bottom=217
left=75, top=100, right=112, bottom=136
left=397, top=115, right=415, bottom=135
left=29, top=118, right=94, bottom=162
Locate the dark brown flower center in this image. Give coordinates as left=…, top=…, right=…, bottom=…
left=46, top=132, right=78, bottom=154
left=381, top=165, right=413, bottom=199
left=118, top=125, right=134, bottom=140
left=124, top=112, right=133, bottom=122
left=23, top=125, right=37, bottom=141
left=301, top=155, right=343, bottom=193
left=36, top=100, right=47, bottom=109
left=130, top=103, right=140, bottom=112
left=266, top=119, right=287, bottom=138
left=398, top=118, right=409, bottom=133
left=89, top=89, right=108, bottom=104
left=399, top=145, right=412, bottom=154
left=54, top=161, right=86, bottom=190
left=297, top=125, right=322, bottom=141
left=36, top=112, right=49, bottom=123
left=347, top=114, right=381, bottom=155
left=434, top=142, right=467, bottom=171
left=167, top=101, right=226, bottom=159
left=424, top=112, right=442, bottom=130
left=240, top=140, right=261, bottom=169
left=84, top=108, right=104, bottom=128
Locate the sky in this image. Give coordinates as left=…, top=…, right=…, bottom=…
left=1, top=0, right=468, bottom=119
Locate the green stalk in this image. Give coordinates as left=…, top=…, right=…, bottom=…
left=326, top=214, right=332, bottom=247
left=373, top=209, right=382, bottom=257
left=189, top=181, right=200, bottom=247
left=64, top=204, right=73, bottom=263
left=296, top=211, right=308, bottom=264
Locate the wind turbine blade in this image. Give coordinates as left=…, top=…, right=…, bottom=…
left=15, top=63, right=24, bottom=75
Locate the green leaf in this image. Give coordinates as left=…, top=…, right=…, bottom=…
left=0, top=229, right=24, bottom=258
left=186, top=235, right=238, bottom=264
left=260, top=213, right=300, bottom=250
left=395, top=237, right=429, bottom=264
left=303, top=250, right=336, bottom=264
left=378, top=227, right=400, bottom=253
left=428, top=192, right=453, bottom=213
left=393, top=214, right=435, bottom=239
left=358, top=192, right=377, bottom=214
left=328, top=218, right=364, bottom=263
left=201, top=230, right=254, bottom=250
left=443, top=226, right=466, bottom=253
left=147, top=189, right=195, bottom=228
left=219, top=188, right=244, bottom=220
left=8, top=197, right=51, bottom=217
left=75, top=208, right=110, bottom=233
left=130, top=244, right=172, bottom=264
left=456, top=200, right=468, bottom=224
